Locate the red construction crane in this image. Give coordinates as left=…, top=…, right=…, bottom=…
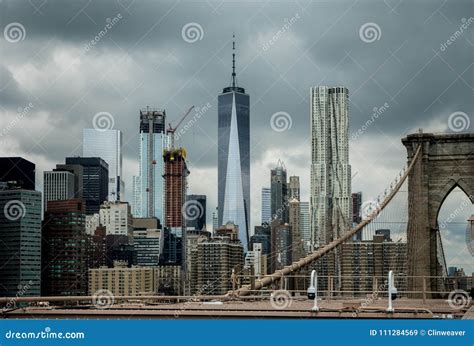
left=167, top=106, right=195, bottom=148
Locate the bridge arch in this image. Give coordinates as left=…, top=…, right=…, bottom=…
left=402, top=133, right=474, bottom=297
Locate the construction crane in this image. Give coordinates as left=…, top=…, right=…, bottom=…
left=167, top=106, right=195, bottom=149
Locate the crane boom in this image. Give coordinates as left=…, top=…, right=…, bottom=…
left=167, top=106, right=195, bottom=148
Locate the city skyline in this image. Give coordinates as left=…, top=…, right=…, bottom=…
left=0, top=0, right=472, bottom=274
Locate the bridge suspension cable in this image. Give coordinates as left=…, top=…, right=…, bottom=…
left=233, top=145, right=422, bottom=296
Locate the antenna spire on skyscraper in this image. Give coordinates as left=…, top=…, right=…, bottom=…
left=232, top=34, right=236, bottom=87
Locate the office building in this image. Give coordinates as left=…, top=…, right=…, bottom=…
left=250, top=226, right=271, bottom=255
left=43, top=170, right=75, bottom=203
left=155, top=265, right=182, bottom=295
left=160, top=228, right=182, bottom=266
left=0, top=187, right=42, bottom=297
left=289, top=197, right=304, bottom=261
left=105, top=235, right=136, bottom=267
left=132, top=175, right=142, bottom=217
left=99, top=201, right=133, bottom=237
left=250, top=225, right=272, bottom=273
left=88, top=261, right=155, bottom=296
left=138, top=108, right=169, bottom=220
left=0, top=157, right=35, bottom=190
left=42, top=199, right=88, bottom=296
left=185, top=194, right=206, bottom=230
left=271, top=160, right=288, bottom=223
left=89, top=225, right=107, bottom=268
left=261, top=187, right=271, bottom=225
left=310, top=86, right=352, bottom=247
left=187, top=229, right=211, bottom=294
left=271, top=220, right=292, bottom=272
left=196, top=232, right=244, bottom=295
left=299, top=201, right=311, bottom=254
left=212, top=207, right=218, bottom=231
left=340, top=234, right=407, bottom=296
left=352, top=192, right=363, bottom=240
left=289, top=176, right=300, bottom=200
left=55, top=163, right=84, bottom=198
left=85, top=213, right=100, bottom=235
left=65, top=157, right=109, bottom=214
left=83, top=129, right=125, bottom=201
left=133, top=217, right=162, bottom=267
left=244, top=243, right=266, bottom=278
left=218, top=37, right=250, bottom=252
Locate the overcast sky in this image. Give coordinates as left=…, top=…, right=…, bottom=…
left=1, top=0, right=472, bottom=272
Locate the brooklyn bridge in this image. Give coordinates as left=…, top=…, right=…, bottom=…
left=1, top=132, right=473, bottom=319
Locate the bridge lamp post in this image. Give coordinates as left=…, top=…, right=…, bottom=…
left=307, top=270, right=319, bottom=312
left=386, top=270, right=398, bottom=313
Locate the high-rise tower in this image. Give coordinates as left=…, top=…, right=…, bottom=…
left=138, top=108, right=170, bottom=221
left=83, top=129, right=124, bottom=201
left=261, top=187, right=271, bottom=225
left=310, top=86, right=351, bottom=248
left=271, top=160, right=288, bottom=223
left=218, top=35, right=250, bottom=251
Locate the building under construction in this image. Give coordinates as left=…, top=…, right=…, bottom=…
left=163, top=148, right=189, bottom=272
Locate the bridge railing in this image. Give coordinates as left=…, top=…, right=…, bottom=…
left=234, top=274, right=472, bottom=300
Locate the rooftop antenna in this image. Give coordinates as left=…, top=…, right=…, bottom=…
left=232, top=34, right=236, bottom=88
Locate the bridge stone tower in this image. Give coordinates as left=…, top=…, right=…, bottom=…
left=402, top=133, right=474, bottom=297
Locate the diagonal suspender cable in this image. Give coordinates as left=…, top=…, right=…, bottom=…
left=233, top=145, right=422, bottom=296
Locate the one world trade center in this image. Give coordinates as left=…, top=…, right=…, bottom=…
left=217, top=36, right=250, bottom=251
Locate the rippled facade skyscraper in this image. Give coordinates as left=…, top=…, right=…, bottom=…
left=310, top=86, right=351, bottom=248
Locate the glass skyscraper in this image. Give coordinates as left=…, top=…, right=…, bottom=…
left=0, top=188, right=42, bottom=297
left=137, top=108, right=170, bottom=222
left=65, top=157, right=109, bottom=215
left=261, top=187, right=271, bottom=225
left=271, top=161, right=288, bottom=223
left=218, top=37, right=250, bottom=251
left=83, top=129, right=124, bottom=201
